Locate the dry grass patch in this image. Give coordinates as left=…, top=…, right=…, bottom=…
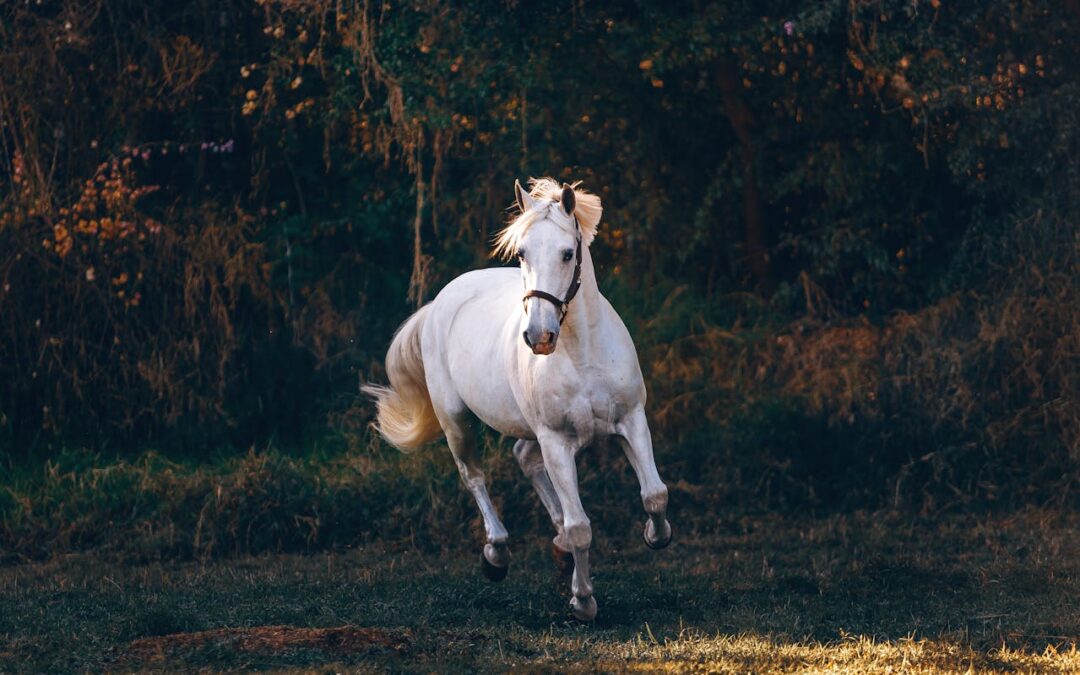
left=595, top=632, right=1080, bottom=673
left=124, top=625, right=411, bottom=661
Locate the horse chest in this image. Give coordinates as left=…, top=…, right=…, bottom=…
left=529, top=366, right=634, bottom=442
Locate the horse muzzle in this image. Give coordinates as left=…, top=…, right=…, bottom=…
left=522, top=328, right=558, bottom=355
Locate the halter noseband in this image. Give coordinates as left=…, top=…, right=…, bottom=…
left=521, top=216, right=583, bottom=325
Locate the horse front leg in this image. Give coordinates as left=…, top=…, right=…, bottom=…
left=537, top=430, right=596, bottom=621
left=615, top=406, right=671, bottom=550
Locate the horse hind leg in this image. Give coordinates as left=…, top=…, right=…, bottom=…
left=440, top=410, right=511, bottom=580
left=513, top=440, right=574, bottom=577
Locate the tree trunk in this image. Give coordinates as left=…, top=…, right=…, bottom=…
left=716, top=62, right=772, bottom=291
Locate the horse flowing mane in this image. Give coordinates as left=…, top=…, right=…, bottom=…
left=492, top=177, right=603, bottom=260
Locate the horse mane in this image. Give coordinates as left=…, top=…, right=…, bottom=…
left=491, top=177, right=603, bottom=260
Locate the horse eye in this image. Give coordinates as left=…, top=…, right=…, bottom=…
left=562, top=249, right=574, bottom=263
left=517, top=250, right=526, bottom=261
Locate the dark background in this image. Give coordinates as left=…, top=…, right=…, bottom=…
left=0, top=0, right=1077, bottom=559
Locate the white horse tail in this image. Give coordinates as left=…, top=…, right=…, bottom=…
left=362, top=305, right=442, bottom=451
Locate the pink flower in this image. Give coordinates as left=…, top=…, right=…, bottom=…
left=784, top=20, right=795, bottom=36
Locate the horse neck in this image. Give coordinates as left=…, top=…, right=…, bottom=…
left=561, top=245, right=603, bottom=351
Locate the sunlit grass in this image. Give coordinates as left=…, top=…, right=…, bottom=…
left=579, top=632, right=1080, bottom=673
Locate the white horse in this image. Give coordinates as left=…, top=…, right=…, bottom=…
left=363, top=178, right=670, bottom=621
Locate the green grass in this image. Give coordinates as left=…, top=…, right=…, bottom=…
left=2, top=509, right=1078, bottom=672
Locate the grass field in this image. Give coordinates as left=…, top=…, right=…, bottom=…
left=2, top=508, right=1078, bottom=673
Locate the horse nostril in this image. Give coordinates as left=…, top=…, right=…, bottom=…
left=542, top=331, right=556, bottom=344
left=522, top=331, right=533, bottom=348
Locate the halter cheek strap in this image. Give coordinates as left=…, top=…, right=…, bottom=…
left=522, top=217, right=583, bottom=325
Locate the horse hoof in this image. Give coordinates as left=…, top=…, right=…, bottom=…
left=643, top=518, right=672, bottom=550
left=570, top=595, right=598, bottom=622
left=480, top=550, right=508, bottom=582
left=551, top=543, right=574, bottom=577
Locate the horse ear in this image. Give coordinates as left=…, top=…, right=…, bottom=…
left=560, top=183, right=576, bottom=217
left=515, top=179, right=536, bottom=213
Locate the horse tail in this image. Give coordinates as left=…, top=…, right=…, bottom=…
left=361, top=305, right=442, bottom=451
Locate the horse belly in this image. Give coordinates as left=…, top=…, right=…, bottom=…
left=457, top=372, right=533, bottom=439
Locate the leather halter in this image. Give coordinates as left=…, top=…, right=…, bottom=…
left=521, top=215, right=583, bottom=325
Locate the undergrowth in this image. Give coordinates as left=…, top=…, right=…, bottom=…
left=2, top=211, right=1075, bottom=562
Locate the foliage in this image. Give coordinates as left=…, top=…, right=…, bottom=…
left=0, top=1, right=1076, bottom=509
